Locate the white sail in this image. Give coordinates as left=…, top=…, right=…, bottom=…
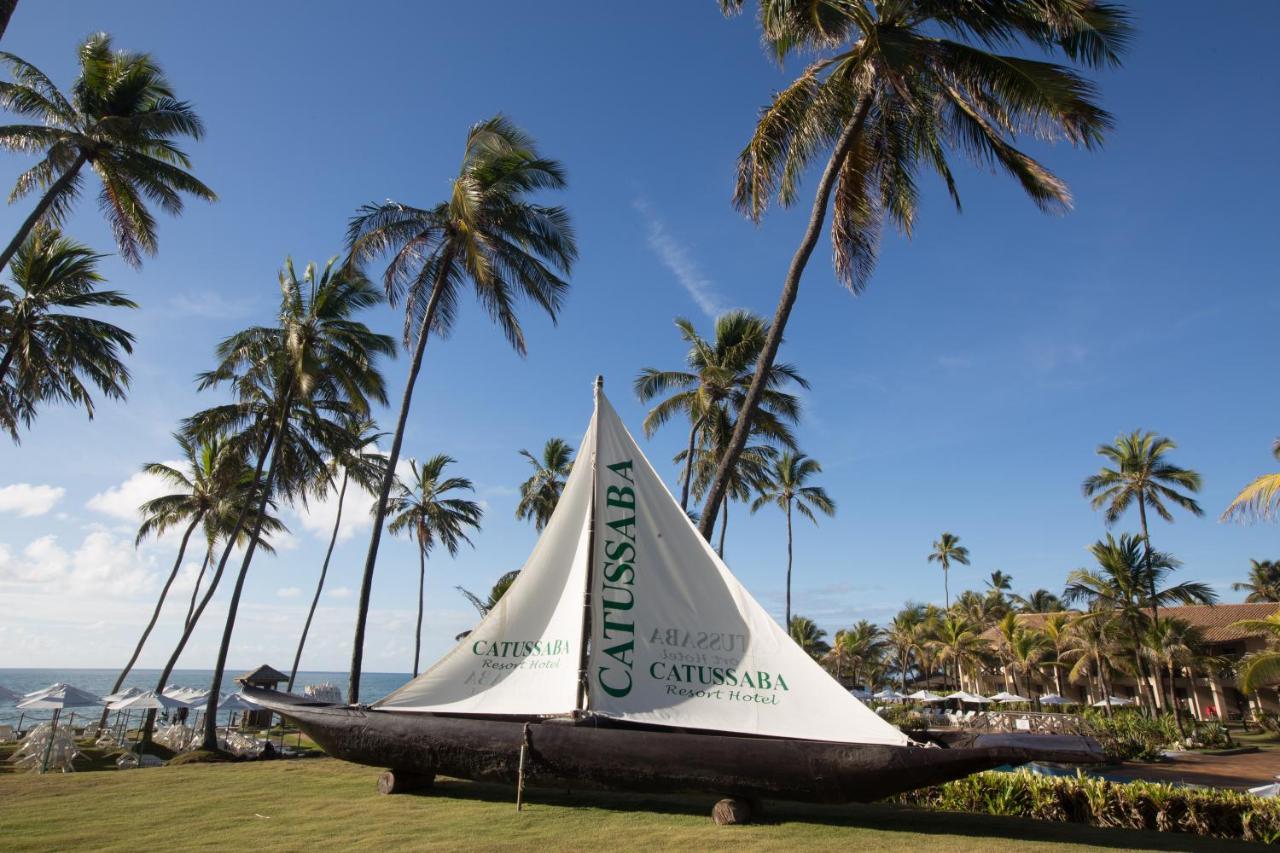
left=376, top=382, right=908, bottom=747
left=373, top=415, right=595, bottom=715
left=586, top=391, right=909, bottom=746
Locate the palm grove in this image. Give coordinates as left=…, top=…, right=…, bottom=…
left=2, top=6, right=1279, bottom=743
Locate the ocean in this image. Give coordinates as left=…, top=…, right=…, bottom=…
left=0, top=668, right=412, bottom=727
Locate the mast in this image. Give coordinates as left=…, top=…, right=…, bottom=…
left=574, top=375, right=603, bottom=713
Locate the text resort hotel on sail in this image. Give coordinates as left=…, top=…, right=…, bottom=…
left=376, top=378, right=909, bottom=747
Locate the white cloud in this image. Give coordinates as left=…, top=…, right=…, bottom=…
left=87, top=464, right=182, bottom=523
left=293, top=453, right=413, bottom=544
left=633, top=196, right=724, bottom=319
left=168, top=291, right=255, bottom=319
left=327, top=586, right=353, bottom=600
left=0, top=483, right=65, bottom=517
left=277, top=587, right=302, bottom=598
left=0, top=528, right=158, bottom=598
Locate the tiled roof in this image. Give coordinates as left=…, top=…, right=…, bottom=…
left=978, top=603, right=1280, bottom=645
left=237, top=663, right=288, bottom=683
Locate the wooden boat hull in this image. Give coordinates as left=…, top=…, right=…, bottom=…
left=242, top=686, right=1103, bottom=805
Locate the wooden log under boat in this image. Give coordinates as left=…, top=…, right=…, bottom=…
left=242, top=686, right=1103, bottom=806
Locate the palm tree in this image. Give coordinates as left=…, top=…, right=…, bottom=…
left=695, top=1, right=1128, bottom=539
left=1040, top=612, right=1074, bottom=697
left=458, top=570, right=520, bottom=617
left=1234, top=559, right=1280, bottom=603
left=1062, top=612, right=1121, bottom=716
left=928, top=532, right=969, bottom=610
left=1222, top=439, right=1280, bottom=524
left=635, top=310, right=805, bottom=511
left=0, top=34, right=215, bottom=273
left=287, top=418, right=388, bottom=691
left=1063, top=534, right=1216, bottom=712
left=684, top=405, right=780, bottom=556
left=135, top=432, right=286, bottom=744
left=1012, top=589, right=1065, bottom=614
left=788, top=615, right=830, bottom=659
left=345, top=116, right=576, bottom=703
left=1083, top=430, right=1204, bottom=630
left=388, top=455, right=483, bottom=676
left=750, top=451, right=835, bottom=626
left=515, top=438, right=573, bottom=531
left=189, top=257, right=392, bottom=749
left=1145, top=616, right=1206, bottom=736
left=1231, top=613, right=1280, bottom=694
left=0, top=227, right=133, bottom=441
left=1006, top=628, right=1052, bottom=699
left=825, top=620, right=886, bottom=685
left=886, top=604, right=928, bottom=691
left=986, top=571, right=1013, bottom=596
left=98, top=433, right=282, bottom=732
left=928, top=615, right=987, bottom=692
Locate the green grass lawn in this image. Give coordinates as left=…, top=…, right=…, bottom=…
left=0, top=757, right=1268, bottom=852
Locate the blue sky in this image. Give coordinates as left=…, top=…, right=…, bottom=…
left=0, top=1, right=1276, bottom=674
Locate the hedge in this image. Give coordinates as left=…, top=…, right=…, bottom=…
left=895, top=769, right=1280, bottom=844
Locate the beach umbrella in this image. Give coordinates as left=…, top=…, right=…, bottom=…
left=907, top=690, right=945, bottom=703
left=1037, top=694, right=1072, bottom=706
left=108, top=690, right=185, bottom=712
left=944, top=691, right=992, bottom=704
left=1091, top=696, right=1133, bottom=707
left=216, top=693, right=259, bottom=712
left=102, top=686, right=143, bottom=704
left=988, top=691, right=1031, bottom=703
left=873, top=688, right=909, bottom=702
left=17, top=685, right=103, bottom=772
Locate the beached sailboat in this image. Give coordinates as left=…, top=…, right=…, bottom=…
left=243, top=379, right=1101, bottom=820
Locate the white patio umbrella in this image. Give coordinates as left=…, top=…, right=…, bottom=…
left=108, top=690, right=186, bottom=713
left=907, top=690, right=945, bottom=703
left=1037, top=694, right=1072, bottom=706
left=109, top=691, right=188, bottom=760
left=1091, top=695, right=1134, bottom=707
left=217, top=693, right=259, bottom=712
left=874, top=688, right=909, bottom=702
left=945, top=691, right=992, bottom=704
left=102, top=686, right=143, bottom=704
left=988, top=691, right=1031, bottom=703
left=849, top=687, right=873, bottom=700
left=17, top=684, right=103, bottom=772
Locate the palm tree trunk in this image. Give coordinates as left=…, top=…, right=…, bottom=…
left=1095, top=650, right=1113, bottom=718
left=184, top=545, right=213, bottom=630
left=350, top=252, right=451, bottom=705
left=679, top=415, right=703, bottom=512
left=0, top=1, right=18, bottom=42
left=414, top=546, right=426, bottom=678
left=717, top=499, right=728, bottom=557
left=143, top=425, right=276, bottom=746
left=1168, top=660, right=1186, bottom=737
left=97, top=513, right=202, bottom=733
left=1135, top=498, right=1167, bottom=715
left=784, top=500, right=794, bottom=628
left=696, top=98, right=874, bottom=542
left=201, top=394, right=293, bottom=750
left=0, top=150, right=88, bottom=278
left=288, top=469, right=348, bottom=692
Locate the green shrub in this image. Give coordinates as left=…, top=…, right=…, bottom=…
left=877, top=704, right=928, bottom=733
left=1191, top=720, right=1233, bottom=750
left=1081, top=709, right=1179, bottom=761
left=895, top=769, right=1280, bottom=843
